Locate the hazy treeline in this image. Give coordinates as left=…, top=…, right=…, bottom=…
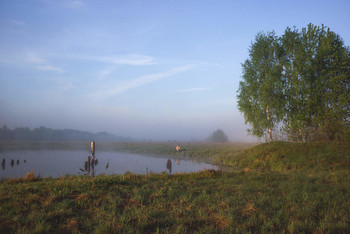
left=207, top=129, right=229, bottom=143
left=0, top=126, right=133, bottom=142
left=238, top=24, right=350, bottom=143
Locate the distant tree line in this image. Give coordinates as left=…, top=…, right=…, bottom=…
left=237, top=24, right=350, bottom=143
left=0, top=126, right=133, bottom=142
left=207, top=129, right=229, bottom=143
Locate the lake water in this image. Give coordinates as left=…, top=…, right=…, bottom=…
left=0, top=150, right=217, bottom=179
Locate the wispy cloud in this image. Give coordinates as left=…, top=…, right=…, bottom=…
left=132, top=25, right=157, bottom=37
left=63, top=0, right=85, bottom=9
left=25, top=53, right=46, bottom=64
left=36, top=65, right=64, bottom=72
left=8, top=19, right=26, bottom=26
left=50, top=53, right=155, bottom=66
left=101, top=54, right=155, bottom=66
left=98, top=67, right=114, bottom=79
left=1, top=19, right=27, bottom=35
left=0, top=51, right=63, bottom=73
left=90, top=64, right=195, bottom=100
left=40, top=0, right=85, bottom=9
left=25, top=53, right=64, bottom=73
left=175, top=87, right=211, bottom=93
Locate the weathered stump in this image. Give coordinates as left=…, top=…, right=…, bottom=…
left=91, top=141, right=95, bottom=160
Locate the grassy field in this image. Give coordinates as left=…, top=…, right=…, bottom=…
left=1, top=141, right=349, bottom=233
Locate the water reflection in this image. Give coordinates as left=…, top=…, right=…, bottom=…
left=78, top=141, right=99, bottom=176
left=1, top=150, right=218, bottom=179
left=1, top=158, right=27, bottom=170
left=105, top=160, right=109, bottom=170
left=166, top=159, right=172, bottom=174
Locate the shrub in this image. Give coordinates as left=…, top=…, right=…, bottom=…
left=24, top=171, right=36, bottom=181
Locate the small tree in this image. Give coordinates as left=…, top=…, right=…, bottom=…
left=208, top=129, right=229, bottom=143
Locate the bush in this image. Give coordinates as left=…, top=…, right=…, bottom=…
left=207, top=129, right=228, bottom=143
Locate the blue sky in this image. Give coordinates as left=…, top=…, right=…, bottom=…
left=0, top=0, right=349, bottom=141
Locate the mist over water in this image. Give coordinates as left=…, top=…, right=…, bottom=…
left=0, top=150, right=218, bottom=179
left=0, top=115, right=255, bottom=142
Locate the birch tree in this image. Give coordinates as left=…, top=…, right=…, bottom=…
left=237, top=32, right=284, bottom=142
left=238, top=24, right=350, bottom=143
left=283, top=24, right=350, bottom=142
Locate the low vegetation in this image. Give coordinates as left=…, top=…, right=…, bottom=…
left=1, top=141, right=349, bottom=232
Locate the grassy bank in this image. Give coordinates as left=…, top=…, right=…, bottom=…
left=1, top=170, right=349, bottom=233
left=217, top=141, right=350, bottom=172
left=3, top=141, right=347, bottom=172
left=1, top=142, right=349, bottom=232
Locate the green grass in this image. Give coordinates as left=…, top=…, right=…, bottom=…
left=1, top=141, right=349, bottom=233
left=1, top=170, right=349, bottom=233
left=230, top=141, right=350, bottom=172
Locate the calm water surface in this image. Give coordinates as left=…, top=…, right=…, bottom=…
left=0, top=150, right=217, bottom=178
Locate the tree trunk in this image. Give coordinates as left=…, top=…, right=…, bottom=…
left=306, top=110, right=311, bottom=143
left=298, top=120, right=303, bottom=142
left=266, top=104, right=273, bottom=142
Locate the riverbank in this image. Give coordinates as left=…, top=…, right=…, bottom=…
left=1, top=142, right=349, bottom=232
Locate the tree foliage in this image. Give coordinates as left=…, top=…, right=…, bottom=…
left=237, top=24, right=350, bottom=142
left=238, top=31, right=284, bottom=142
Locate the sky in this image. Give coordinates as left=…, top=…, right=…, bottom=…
left=0, top=0, right=349, bottom=141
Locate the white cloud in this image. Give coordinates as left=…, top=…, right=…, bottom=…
left=175, top=87, right=211, bottom=93
left=89, top=64, right=195, bottom=100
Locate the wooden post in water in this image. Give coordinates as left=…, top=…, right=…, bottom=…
left=91, top=141, right=95, bottom=160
